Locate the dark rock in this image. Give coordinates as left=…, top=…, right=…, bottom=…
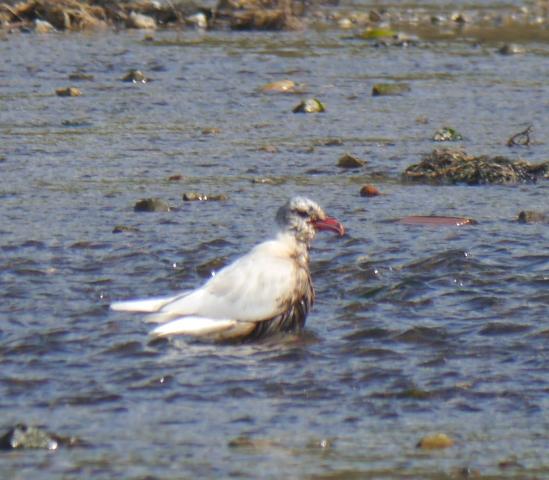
left=134, top=198, right=171, bottom=212
left=517, top=211, right=548, bottom=223
left=0, top=424, right=82, bottom=450
left=372, top=83, right=410, bottom=96
left=112, top=225, right=140, bottom=234
left=498, top=44, right=525, bottom=55
left=68, top=72, right=94, bottom=81
left=402, top=148, right=549, bottom=185
left=337, top=153, right=365, bottom=168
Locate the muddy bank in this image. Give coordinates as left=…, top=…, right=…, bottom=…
left=1, top=0, right=548, bottom=37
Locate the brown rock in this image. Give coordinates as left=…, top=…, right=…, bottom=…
left=360, top=184, right=380, bottom=197
left=55, top=87, right=81, bottom=97
left=337, top=153, right=366, bottom=169
left=416, top=433, right=454, bottom=449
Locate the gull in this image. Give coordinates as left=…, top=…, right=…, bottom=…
left=111, top=197, right=344, bottom=341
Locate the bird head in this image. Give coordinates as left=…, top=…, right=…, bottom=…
left=276, top=197, right=345, bottom=243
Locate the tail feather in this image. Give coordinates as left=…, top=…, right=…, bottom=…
left=150, top=317, right=237, bottom=338
left=110, top=296, right=175, bottom=313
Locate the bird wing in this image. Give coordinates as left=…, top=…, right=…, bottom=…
left=144, top=239, right=301, bottom=325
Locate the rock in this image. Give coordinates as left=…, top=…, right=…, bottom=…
left=182, top=192, right=228, bottom=201
left=337, top=18, right=353, bottom=29
left=517, top=211, right=548, bottom=223
left=168, top=174, right=184, bottom=181
left=260, top=79, right=297, bottom=94
left=0, top=424, right=82, bottom=450
left=451, top=12, right=469, bottom=24
left=498, top=44, right=525, bottom=55
left=34, top=19, right=56, bottom=33
left=416, top=432, right=454, bottom=449
left=402, top=148, right=549, bottom=185
left=134, top=198, right=171, bottom=212
left=292, top=98, right=325, bottom=113
left=186, top=12, right=208, bottom=29
left=228, top=436, right=279, bottom=450
left=55, top=87, right=81, bottom=97
left=121, top=70, right=147, bottom=83
left=399, top=216, right=477, bottom=226
left=432, top=126, right=463, bottom=142
left=360, top=184, right=380, bottom=197
left=68, top=72, right=94, bottom=81
left=112, top=225, right=140, bottom=234
left=372, top=83, right=410, bottom=96
left=229, top=9, right=303, bottom=31
left=258, top=145, right=278, bottom=153
left=127, top=12, right=156, bottom=30
left=337, top=153, right=366, bottom=169
left=201, top=127, right=221, bottom=135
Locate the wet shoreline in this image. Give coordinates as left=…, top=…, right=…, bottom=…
left=1, top=0, right=548, bottom=44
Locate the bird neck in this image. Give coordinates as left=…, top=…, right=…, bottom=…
left=276, top=231, right=311, bottom=267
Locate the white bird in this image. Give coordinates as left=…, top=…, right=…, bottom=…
left=110, top=197, right=345, bottom=341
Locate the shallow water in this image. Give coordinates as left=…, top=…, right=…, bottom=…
left=1, top=15, right=548, bottom=479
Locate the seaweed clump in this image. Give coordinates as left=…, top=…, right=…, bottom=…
left=402, top=149, right=549, bottom=185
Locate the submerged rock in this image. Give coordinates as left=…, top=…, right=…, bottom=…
left=498, top=44, right=525, bottom=55
left=260, top=79, right=298, bottom=93
left=432, top=126, right=463, bottom=142
left=292, top=98, right=325, bottom=113
left=55, top=87, right=81, bottom=97
left=134, top=198, right=171, bottom=212
left=372, top=83, right=410, bottom=96
left=517, top=211, right=548, bottom=224
left=337, top=153, right=366, bottom=169
left=68, top=71, right=94, bottom=81
left=112, top=224, right=140, bottom=234
left=403, top=148, right=549, bottom=185
left=0, top=424, right=82, bottom=450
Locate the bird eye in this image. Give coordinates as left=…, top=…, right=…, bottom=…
left=296, top=210, right=309, bottom=218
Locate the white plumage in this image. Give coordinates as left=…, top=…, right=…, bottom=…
left=111, top=197, right=344, bottom=341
